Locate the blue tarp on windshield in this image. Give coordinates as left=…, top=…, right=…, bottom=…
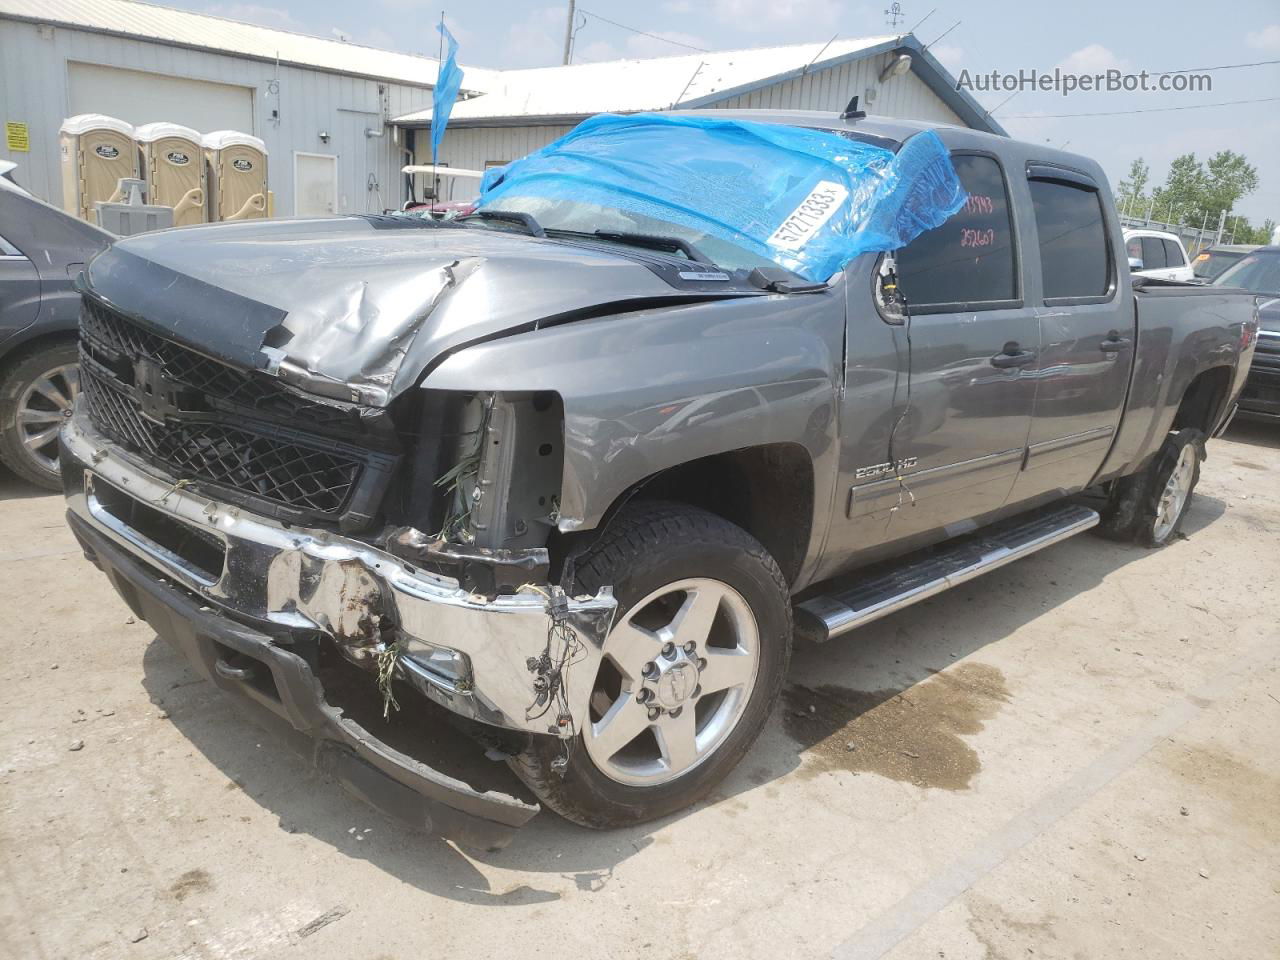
left=477, top=113, right=965, bottom=281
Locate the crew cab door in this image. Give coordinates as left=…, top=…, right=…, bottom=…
left=1009, top=165, right=1133, bottom=504
left=0, top=232, right=41, bottom=340
left=827, top=151, right=1039, bottom=565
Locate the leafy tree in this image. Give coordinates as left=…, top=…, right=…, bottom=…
left=1204, top=151, right=1259, bottom=220
left=1115, top=157, right=1150, bottom=214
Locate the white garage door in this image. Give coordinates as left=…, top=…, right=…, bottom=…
left=67, top=62, right=254, bottom=133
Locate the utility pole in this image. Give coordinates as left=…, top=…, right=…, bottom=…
left=563, top=0, right=576, bottom=65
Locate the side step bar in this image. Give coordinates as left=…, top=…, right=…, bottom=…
left=795, top=503, right=1099, bottom=643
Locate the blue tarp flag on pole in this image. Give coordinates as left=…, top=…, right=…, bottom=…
left=431, top=22, right=463, bottom=164
left=477, top=113, right=965, bottom=282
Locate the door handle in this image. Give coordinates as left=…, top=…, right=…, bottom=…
left=1099, top=337, right=1132, bottom=353
left=989, top=346, right=1037, bottom=368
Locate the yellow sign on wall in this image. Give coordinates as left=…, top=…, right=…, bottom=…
left=5, top=122, right=29, bottom=152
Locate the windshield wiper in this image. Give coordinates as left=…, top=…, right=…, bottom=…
left=546, top=228, right=715, bottom=266
left=463, top=209, right=546, bottom=238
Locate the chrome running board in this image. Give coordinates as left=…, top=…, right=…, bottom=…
left=795, top=503, right=1099, bottom=643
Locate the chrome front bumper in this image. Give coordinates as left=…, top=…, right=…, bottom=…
left=61, top=410, right=616, bottom=739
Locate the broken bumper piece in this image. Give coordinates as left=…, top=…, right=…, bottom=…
left=60, top=410, right=618, bottom=846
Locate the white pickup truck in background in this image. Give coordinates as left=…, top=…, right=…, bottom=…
left=1125, top=228, right=1194, bottom=281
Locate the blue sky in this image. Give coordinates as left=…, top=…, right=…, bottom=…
left=178, top=0, right=1280, bottom=221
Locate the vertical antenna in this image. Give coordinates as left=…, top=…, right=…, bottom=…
left=563, top=0, right=576, bottom=64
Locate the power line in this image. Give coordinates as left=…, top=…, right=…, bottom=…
left=1001, top=95, right=1280, bottom=119
left=577, top=8, right=709, bottom=53
left=1151, top=57, right=1280, bottom=75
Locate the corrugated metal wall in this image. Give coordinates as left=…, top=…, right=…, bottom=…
left=0, top=18, right=433, bottom=215
left=420, top=52, right=965, bottom=174
left=707, top=52, right=964, bottom=124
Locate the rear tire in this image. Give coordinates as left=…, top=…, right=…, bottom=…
left=508, top=502, right=792, bottom=828
left=1097, top=428, right=1205, bottom=547
left=0, top=341, right=80, bottom=490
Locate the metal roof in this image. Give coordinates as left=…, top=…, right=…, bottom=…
left=0, top=0, right=502, bottom=89
left=388, top=34, right=1004, bottom=136
left=392, top=37, right=896, bottom=124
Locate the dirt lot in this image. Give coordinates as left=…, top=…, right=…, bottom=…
left=1, top=421, right=1277, bottom=960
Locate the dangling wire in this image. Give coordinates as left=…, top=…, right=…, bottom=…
left=882, top=253, right=917, bottom=524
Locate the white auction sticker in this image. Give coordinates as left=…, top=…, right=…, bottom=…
left=767, top=180, right=849, bottom=251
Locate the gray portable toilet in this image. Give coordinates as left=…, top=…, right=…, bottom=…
left=135, top=122, right=207, bottom=227
left=203, top=130, right=269, bottom=221
left=59, top=114, right=139, bottom=221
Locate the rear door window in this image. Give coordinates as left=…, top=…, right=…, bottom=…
left=1140, top=236, right=1167, bottom=270
left=893, top=153, right=1017, bottom=310
left=1162, top=239, right=1186, bottom=267
left=1030, top=178, right=1111, bottom=300
left=0, top=234, right=25, bottom=257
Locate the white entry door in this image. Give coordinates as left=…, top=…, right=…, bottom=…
left=294, top=153, right=338, bottom=217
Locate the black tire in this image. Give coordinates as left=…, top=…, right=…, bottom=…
left=1096, top=428, right=1205, bottom=547
left=0, top=340, right=79, bottom=490
left=509, top=501, right=792, bottom=828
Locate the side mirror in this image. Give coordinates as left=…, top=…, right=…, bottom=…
left=1128, top=257, right=1144, bottom=271
left=875, top=254, right=906, bottom=325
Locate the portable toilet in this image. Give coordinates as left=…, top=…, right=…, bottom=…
left=135, top=122, right=206, bottom=227
left=59, top=114, right=139, bottom=221
left=203, top=130, right=268, bottom=221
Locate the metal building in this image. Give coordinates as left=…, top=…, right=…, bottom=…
left=391, top=34, right=1005, bottom=192
left=1, top=0, right=1001, bottom=217
left=0, top=0, right=499, bottom=216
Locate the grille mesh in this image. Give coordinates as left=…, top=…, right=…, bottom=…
left=81, top=299, right=352, bottom=427
left=78, top=300, right=391, bottom=519
left=83, top=364, right=364, bottom=515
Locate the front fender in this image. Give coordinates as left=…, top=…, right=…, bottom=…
left=421, top=291, right=846, bottom=543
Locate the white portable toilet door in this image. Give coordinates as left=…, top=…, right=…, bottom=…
left=294, top=153, right=337, bottom=217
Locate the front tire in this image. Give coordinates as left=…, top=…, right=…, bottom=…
left=1097, top=428, right=1205, bottom=547
left=509, top=502, right=792, bottom=828
left=0, top=341, right=80, bottom=490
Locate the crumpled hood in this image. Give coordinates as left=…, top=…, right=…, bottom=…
left=86, top=216, right=751, bottom=405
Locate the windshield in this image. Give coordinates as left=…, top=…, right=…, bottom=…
left=1214, top=252, right=1280, bottom=295
left=482, top=194, right=784, bottom=272
left=474, top=113, right=965, bottom=282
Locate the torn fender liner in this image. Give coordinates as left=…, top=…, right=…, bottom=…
left=68, top=512, right=539, bottom=849
left=478, top=112, right=966, bottom=282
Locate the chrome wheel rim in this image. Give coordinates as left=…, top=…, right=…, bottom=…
left=16, top=363, right=79, bottom=476
left=583, top=577, right=760, bottom=787
left=1153, top=443, right=1196, bottom=541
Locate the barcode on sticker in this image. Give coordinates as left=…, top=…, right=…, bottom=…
left=767, top=180, right=849, bottom=251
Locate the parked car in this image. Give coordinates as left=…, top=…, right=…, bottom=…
left=60, top=112, right=1258, bottom=847
left=1124, top=228, right=1194, bottom=281
left=1192, top=243, right=1260, bottom=283
left=0, top=162, right=112, bottom=488
left=1213, top=246, right=1280, bottom=419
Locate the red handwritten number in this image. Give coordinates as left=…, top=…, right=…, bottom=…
left=960, top=228, right=995, bottom=248
left=963, top=194, right=994, bottom=216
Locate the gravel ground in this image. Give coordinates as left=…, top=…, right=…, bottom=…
left=1, top=420, right=1277, bottom=960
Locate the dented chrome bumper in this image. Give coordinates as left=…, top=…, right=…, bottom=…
left=60, top=409, right=616, bottom=739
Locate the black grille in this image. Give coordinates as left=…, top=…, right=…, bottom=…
left=81, top=298, right=353, bottom=427
left=80, top=298, right=397, bottom=522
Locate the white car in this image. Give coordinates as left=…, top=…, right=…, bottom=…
left=1124, top=229, right=1194, bottom=282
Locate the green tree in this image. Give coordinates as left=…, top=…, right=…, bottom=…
left=1150, top=153, right=1208, bottom=223
left=1203, top=151, right=1260, bottom=221
left=1116, top=157, right=1150, bottom=214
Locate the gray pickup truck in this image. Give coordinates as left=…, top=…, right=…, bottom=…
left=60, top=111, right=1259, bottom=848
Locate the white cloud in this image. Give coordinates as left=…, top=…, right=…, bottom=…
left=497, top=6, right=566, bottom=69
left=1057, top=43, right=1129, bottom=74
left=929, top=43, right=964, bottom=73
left=1245, top=24, right=1280, bottom=51
left=710, top=0, right=842, bottom=34
left=204, top=3, right=304, bottom=32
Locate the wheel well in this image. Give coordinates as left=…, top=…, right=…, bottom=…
left=607, top=444, right=814, bottom=586
left=1172, top=366, right=1232, bottom=435
left=0, top=330, right=79, bottom=379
